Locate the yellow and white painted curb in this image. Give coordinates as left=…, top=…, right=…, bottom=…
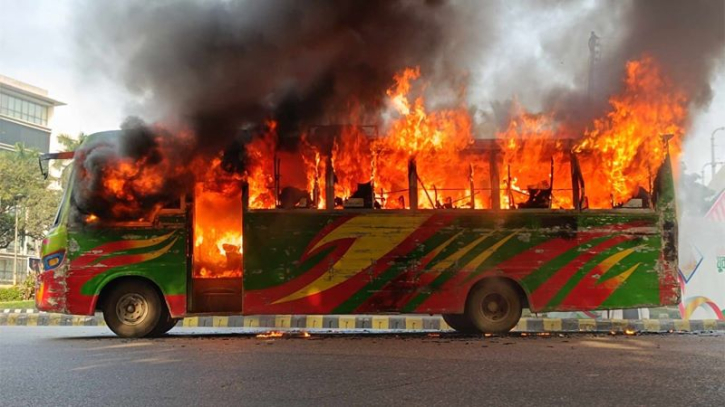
left=1, top=313, right=723, bottom=332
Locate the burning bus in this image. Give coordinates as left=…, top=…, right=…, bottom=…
left=35, top=129, right=680, bottom=337
left=35, top=63, right=682, bottom=338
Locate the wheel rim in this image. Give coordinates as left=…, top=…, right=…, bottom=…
left=481, top=293, right=509, bottom=321
left=116, top=293, right=149, bottom=326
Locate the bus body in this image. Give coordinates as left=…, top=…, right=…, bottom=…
left=36, top=132, right=680, bottom=337
left=243, top=209, right=678, bottom=315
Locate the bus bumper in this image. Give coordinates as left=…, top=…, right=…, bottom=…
left=35, top=267, right=67, bottom=314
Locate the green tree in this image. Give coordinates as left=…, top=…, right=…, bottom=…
left=0, top=145, right=61, bottom=250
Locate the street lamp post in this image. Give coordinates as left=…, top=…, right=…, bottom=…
left=12, top=205, right=19, bottom=286
left=13, top=205, right=18, bottom=285
left=12, top=194, right=24, bottom=286
left=702, top=163, right=709, bottom=186
left=710, top=127, right=725, bottom=179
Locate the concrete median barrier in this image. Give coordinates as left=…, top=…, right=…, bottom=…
left=1, top=311, right=724, bottom=333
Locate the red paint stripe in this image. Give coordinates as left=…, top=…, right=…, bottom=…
left=415, top=271, right=471, bottom=313
left=529, top=235, right=630, bottom=310
left=36, top=271, right=67, bottom=313
left=72, top=232, right=176, bottom=268
left=433, top=219, right=653, bottom=294
left=72, top=240, right=141, bottom=268
left=658, top=251, right=680, bottom=306
left=69, top=244, right=176, bottom=282
left=243, top=237, right=356, bottom=311
left=245, top=214, right=455, bottom=314
left=245, top=216, right=359, bottom=310
left=417, top=232, right=610, bottom=313
left=558, top=242, right=638, bottom=309
left=165, top=294, right=186, bottom=317
left=353, top=214, right=457, bottom=313
left=67, top=294, right=98, bottom=315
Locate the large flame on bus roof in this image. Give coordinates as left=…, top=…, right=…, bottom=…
left=284, top=55, right=686, bottom=211
left=374, top=67, right=478, bottom=209
left=576, top=56, right=686, bottom=207
left=232, top=55, right=684, bottom=214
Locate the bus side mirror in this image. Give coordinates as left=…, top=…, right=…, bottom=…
left=38, top=152, right=75, bottom=180
left=38, top=156, right=50, bottom=179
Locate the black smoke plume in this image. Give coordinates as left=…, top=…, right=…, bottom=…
left=542, top=0, right=724, bottom=131
left=71, top=117, right=196, bottom=222
left=77, top=0, right=483, bottom=149
left=72, top=0, right=488, bottom=220
left=614, top=0, right=724, bottom=107
left=71, top=0, right=723, bottom=221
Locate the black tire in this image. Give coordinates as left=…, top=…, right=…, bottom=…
left=442, top=314, right=479, bottom=333
left=465, top=279, right=523, bottom=334
left=149, top=313, right=179, bottom=337
left=102, top=280, right=163, bottom=338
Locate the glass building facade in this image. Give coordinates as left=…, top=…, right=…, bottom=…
left=0, top=75, right=63, bottom=284
left=0, top=92, right=49, bottom=127
left=0, top=75, right=63, bottom=153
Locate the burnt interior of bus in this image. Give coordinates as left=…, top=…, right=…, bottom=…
left=188, top=125, right=671, bottom=313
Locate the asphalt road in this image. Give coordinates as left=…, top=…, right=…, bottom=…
left=1, top=327, right=723, bottom=407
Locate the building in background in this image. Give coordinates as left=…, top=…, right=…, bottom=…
left=0, top=74, right=64, bottom=153
left=0, top=74, right=64, bottom=285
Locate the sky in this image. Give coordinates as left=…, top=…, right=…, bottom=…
left=1, top=0, right=723, bottom=183
left=0, top=0, right=134, bottom=147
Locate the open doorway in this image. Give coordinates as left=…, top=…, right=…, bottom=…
left=190, top=183, right=243, bottom=313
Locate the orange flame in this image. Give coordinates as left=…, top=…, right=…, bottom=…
left=88, top=56, right=688, bottom=280
left=256, top=331, right=284, bottom=339
left=192, top=158, right=243, bottom=279
left=245, top=120, right=279, bottom=209
left=576, top=56, right=686, bottom=207
left=373, top=67, right=480, bottom=209
left=496, top=107, right=573, bottom=209
left=237, top=57, right=685, bottom=213
left=332, top=126, right=374, bottom=200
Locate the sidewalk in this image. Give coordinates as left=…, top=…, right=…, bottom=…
left=1, top=312, right=724, bottom=333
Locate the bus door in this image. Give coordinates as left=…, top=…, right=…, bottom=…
left=189, top=184, right=244, bottom=313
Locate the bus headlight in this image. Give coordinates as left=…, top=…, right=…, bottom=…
left=42, top=250, right=65, bottom=272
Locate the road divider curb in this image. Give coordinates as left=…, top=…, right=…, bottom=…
left=1, top=313, right=724, bottom=332
left=1, top=309, right=37, bottom=314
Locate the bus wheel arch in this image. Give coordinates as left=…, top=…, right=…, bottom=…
left=97, top=276, right=173, bottom=338
left=464, top=277, right=528, bottom=334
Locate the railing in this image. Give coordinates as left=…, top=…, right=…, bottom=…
left=0, top=253, right=33, bottom=286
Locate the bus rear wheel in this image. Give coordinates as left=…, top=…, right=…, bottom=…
left=102, top=280, right=164, bottom=338
left=441, top=314, right=479, bottom=334
left=465, top=279, right=523, bottom=334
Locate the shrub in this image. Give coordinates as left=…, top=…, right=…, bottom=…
left=21, top=273, right=36, bottom=300
left=0, top=274, right=36, bottom=301
left=0, top=286, right=23, bottom=302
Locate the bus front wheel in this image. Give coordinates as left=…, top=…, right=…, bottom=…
left=465, top=279, right=523, bottom=334
left=149, top=314, right=179, bottom=337
left=102, top=280, right=165, bottom=338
